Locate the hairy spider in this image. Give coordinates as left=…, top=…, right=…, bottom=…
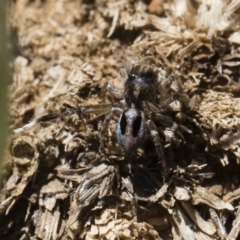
left=14, top=58, right=189, bottom=180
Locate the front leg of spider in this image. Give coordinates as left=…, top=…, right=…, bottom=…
left=102, top=82, right=124, bottom=101
left=122, top=176, right=138, bottom=218
left=146, top=119, right=167, bottom=183
left=13, top=104, right=113, bottom=134
left=13, top=108, right=82, bottom=133
left=99, top=107, right=123, bottom=154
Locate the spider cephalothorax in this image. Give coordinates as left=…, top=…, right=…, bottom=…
left=124, top=64, right=159, bottom=109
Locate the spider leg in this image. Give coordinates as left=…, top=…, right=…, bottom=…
left=119, top=66, right=128, bottom=82
left=143, top=101, right=191, bottom=144
left=122, top=176, right=138, bottom=218
left=14, top=104, right=113, bottom=134
left=160, top=92, right=189, bottom=108
left=146, top=119, right=167, bottom=182
left=102, top=82, right=123, bottom=101
left=99, top=107, right=123, bottom=153
left=156, top=113, right=192, bottom=143
left=159, top=69, right=178, bottom=90
left=83, top=104, right=112, bottom=114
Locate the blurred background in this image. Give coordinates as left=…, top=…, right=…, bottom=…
left=0, top=1, right=11, bottom=181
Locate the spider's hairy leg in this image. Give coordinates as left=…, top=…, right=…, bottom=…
left=99, top=107, right=123, bottom=153
left=13, top=108, right=81, bottom=134
left=13, top=104, right=113, bottom=134
left=119, top=66, right=128, bottom=82
left=83, top=104, right=112, bottom=114
left=122, top=176, right=138, bottom=218
left=160, top=68, right=178, bottom=90
left=142, top=101, right=162, bottom=118
left=146, top=119, right=167, bottom=182
left=159, top=93, right=189, bottom=112
left=101, top=82, right=123, bottom=101
left=156, top=113, right=192, bottom=145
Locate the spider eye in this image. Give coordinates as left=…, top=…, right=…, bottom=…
left=129, top=74, right=136, bottom=81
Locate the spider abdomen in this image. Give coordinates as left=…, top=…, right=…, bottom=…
left=116, top=108, right=145, bottom=153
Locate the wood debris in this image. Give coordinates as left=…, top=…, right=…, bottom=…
left=1, top=0, right=240, bottom=239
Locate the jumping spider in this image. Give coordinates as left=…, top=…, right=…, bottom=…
left=14, top=58, right=189, bottom=180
